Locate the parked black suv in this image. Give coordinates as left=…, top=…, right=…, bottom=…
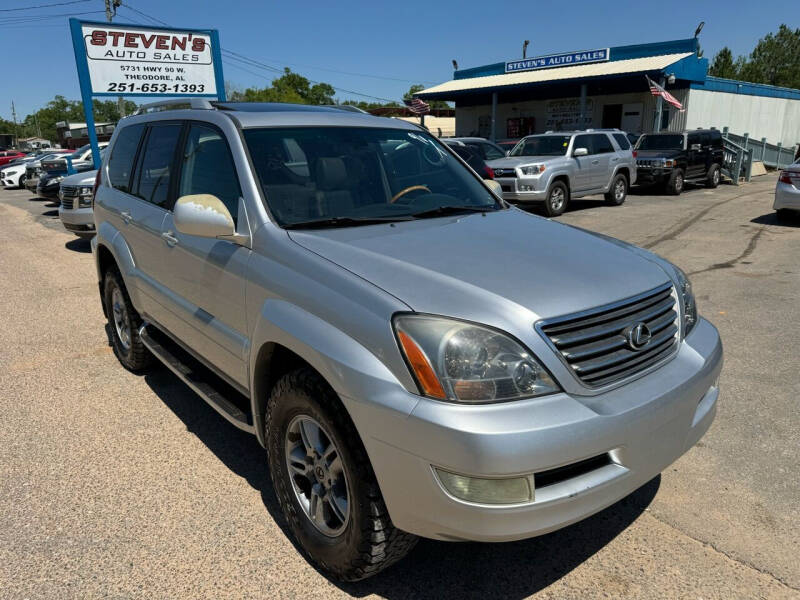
left=635, top=129, right=724, bottom=194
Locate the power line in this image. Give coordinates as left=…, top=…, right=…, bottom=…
left=0, top=9, right=104, bottom=24
left=0, top=0, right=90, bottom=12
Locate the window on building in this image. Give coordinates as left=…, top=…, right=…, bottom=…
left=108, top=124, right=144, bottom=193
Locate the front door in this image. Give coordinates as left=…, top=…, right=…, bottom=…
left=571, top=134, right=596, bottom=192
left=686, top=132, right=705, bottom=179
left=157, top=122, right=250, bottom=388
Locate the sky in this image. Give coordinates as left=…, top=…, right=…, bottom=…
left=1, top=0, right=797, bottom=121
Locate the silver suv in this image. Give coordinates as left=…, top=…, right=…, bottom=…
left=93, top=100, right=721, bottom=581
left=488, top=130, right=637, bottom=216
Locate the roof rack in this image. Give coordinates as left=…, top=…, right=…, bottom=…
left=133, top=98, right=216, bottom=115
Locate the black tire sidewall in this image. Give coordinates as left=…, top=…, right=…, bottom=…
left=103, top=270, right=149, bottom=371
left=267, top=378, right=370, bottom=575
left=707, top=164, right=720, bottom=188
left=668, top=169, right=684, bottom=195
left=606, top=174, right=628, bottom=205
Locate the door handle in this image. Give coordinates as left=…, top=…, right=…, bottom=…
left=120, top=210, right=132, bottom=224
left=611, top=157, right=620, bottom=162
left=592, top=159, right=600, bottom=165
left=161, top=230, right=179, bottom=247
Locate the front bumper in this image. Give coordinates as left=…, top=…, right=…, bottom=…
left=343, top=317, right=722, bottom=541
left=494, top=176, right=548, bottom=203
left=24, top=177, right=39, bottom=193
left=59, top=204, right=95, bottom=234
left=37, top=182, right=61, bottom=200
left=635, top=168, right=672, bottom=186
left=1, top=172, right=22, bottom=187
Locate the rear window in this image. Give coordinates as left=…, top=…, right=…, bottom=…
left=612, top=133, right=631, bottom=150
left=108, top=124, right=144, bottom=193
left=592, top=134, right=614, bottom=154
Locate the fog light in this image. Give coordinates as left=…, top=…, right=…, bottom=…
left=435, top=468, right=534, bottom=505
left=519, top=185, right=534, bottom=192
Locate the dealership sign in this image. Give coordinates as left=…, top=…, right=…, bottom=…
left=68, top=19, right=224, bottom=169
left=505, top=48, right=609, bottom=73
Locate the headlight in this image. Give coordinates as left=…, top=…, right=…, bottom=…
left=675, top=267, right=697, bottom=337
left=520, top=164, right=546, bottom=176
left=394, top=314, right=559, bottom=403
left=79, top=185, right=93, bottom=197
left=664, top=159, right=675, bottom=168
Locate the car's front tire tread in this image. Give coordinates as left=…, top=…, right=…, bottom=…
left=103, top=268, right=153, bottom=373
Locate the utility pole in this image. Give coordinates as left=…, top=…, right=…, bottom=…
left=11, top=101, right=18, bottom=149
left=104, top=0, right=126, bottom=118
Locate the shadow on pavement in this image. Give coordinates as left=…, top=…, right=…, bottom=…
left=65, top=238, right=92, bottom=253
left=41, top=209, right=59, bottom=217
left=752, top=211, right=800, bottom=228
left=140, top=360, right=659, bottom=599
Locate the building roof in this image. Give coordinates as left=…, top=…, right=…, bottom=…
left=418, top=52, right=694, bottom=99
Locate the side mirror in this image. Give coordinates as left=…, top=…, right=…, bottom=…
left=572, top=147, right=589, bottom=157
left=484, top=179, right=503, bottom=197
left=173, top=194, right=235, bottom=238
left=691, top=143, right=701, bottom=151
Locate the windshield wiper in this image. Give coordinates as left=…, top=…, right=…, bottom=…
left=410, top=204, right=501, bottom=219
left=284, top=215, right=414, bottom=230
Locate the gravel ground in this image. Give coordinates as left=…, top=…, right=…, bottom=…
left=0, top=177, right=798, bottom=599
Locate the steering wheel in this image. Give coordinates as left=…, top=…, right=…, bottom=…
left=390, top=185, right=431, bottom=204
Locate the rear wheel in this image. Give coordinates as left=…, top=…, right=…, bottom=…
left=604, top=174, right=628, bottom=206
left=543, top=181, right=568, bottom=216
left=706, top=164, right=721, bottom=188
left=266, top=368, right=417, bottom=581
left=665, top=169, right=684, bottom=195
left=103, top=269, right=152, bottom=372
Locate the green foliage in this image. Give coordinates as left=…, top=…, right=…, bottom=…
left=709, top=25, right=800, bottom=89
left=228, top=68, right=335, bottom=104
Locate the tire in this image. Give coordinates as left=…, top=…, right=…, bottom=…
left=18, top=175, right=26, bottom=189
left=604, top=173, right=628, bottom=206
left=103, top=268, right=153, bottom=372
left=543, top=181, right=569, bottom=216
left=665, top=169, right=684, bottom=195
left=266, top=368, right=417, bottom=581
left=706, top=164, right=720, bottom=188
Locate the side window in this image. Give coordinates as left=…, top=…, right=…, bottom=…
left=573, top=134, right=592, bottom=154
left=700, top=132, right=711, bottom=146
left=482, top=143, right=505, bottom=160
left=612, top=133, right=631, bottom=150
left=592, top=134, right=614, bottom=154
left=688, top=132, right=701, bottom=147
left=108, top=123, right=144, bottom=193
left=133, top=123, right=182, bottom=208
left=178, top=124, right=241, bottom=220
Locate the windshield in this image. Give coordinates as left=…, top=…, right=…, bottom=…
left=243, top=127, right=500, bottom=227
left=509, top=135, right=571, bottom=157
left=636, top=135, right=684, bottom=151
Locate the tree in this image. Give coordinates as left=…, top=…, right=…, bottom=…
left=228, top=68, right=335, bottom=105
left=708, top=47, right=739, bottom=79
left=743, top=24, right=800, bottom=88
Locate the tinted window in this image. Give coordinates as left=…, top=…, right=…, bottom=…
left=178, top=124, right=241, bottom=220
left=510, top=135, right=571, bottom=157
left=700, top=132, right=710, bottom=146
left=636, top=135, right=684, bottom=150
left=243, top=127, right=498, bottom=227
left=481, top=142, right=505, bottom=160
left=688, top=132, right=701, bottom=145
left=108, top=124, right=144, bottom=193
left=612, top=133, right=631, bottom=150
left=134, top=123, right=182, bottom=208
left=573, top=134, right=592, bottom=154
left=592, top=134, right=614, bottom=154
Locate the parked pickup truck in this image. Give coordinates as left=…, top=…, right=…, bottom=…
left=93, top=100, right=722, bottom=581
left=487, top=129, right=636, bottom=216
left=634, top=129, right=724, bottom=194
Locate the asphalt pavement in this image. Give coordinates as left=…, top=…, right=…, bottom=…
left=1, top=177, right=798, bottom=599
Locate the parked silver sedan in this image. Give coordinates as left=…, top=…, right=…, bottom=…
left=774, top=159, right=800, bottom=221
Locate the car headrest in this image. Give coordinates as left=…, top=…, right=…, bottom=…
left=315, top=157, right=348, bottom=191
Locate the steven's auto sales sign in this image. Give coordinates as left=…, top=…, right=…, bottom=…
left=80, top=23, right=217, bottom=96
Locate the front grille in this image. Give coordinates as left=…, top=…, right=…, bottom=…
left=61, top=197, right=74, bottom=209
left=636, top=159, right=663, bottom=168
left=60, top=185, right=78, bottom=198
left=539, top=283, right=679, bottom=388
left=493, top=168, right=517, bottom=178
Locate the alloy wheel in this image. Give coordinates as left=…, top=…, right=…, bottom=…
left=111, top=287, right=131, bottom=351
left=549, top=187, right=565, bottom=212
left=615, top=179, right=626, bottom=201
left=285, top=415, right=350, bottom=537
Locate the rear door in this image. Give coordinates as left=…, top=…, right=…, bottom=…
left=686, top=132, right=704, bottom=179
left=156, top=122, right=250, bottom=388
left=590, top=134, right=615, bottom=189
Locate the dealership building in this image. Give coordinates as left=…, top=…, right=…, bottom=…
left=417, top=38, right=800, bottom=150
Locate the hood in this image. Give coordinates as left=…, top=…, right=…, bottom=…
left=635, top=149, right=684, bottom=159
left=288, top=209, right=671, bottom=321
left=487, top=155, right=563, bottom=168
left=61, top=169, right=97, bottom=186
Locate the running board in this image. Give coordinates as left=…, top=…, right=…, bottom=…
left=138, top=323, right=255, bottom=434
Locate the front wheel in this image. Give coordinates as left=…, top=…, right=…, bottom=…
left=706, top=164, right=721, bottom=188
left=266, top=368, right=417, bottom=581
left=103, top=269, right=152, bottom=372
left=18, top=175, right=26, bottom=189
left=604, top=174, right=628, bottom=206
left=665, top=169, right=684, bottom=195
left=543, top=181, right=569, bottom=216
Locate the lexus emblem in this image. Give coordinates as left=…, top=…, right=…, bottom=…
left=626, top=323, right=652, bottom=350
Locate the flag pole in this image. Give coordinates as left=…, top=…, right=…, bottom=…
left=653, top=75, right=665, bottom=133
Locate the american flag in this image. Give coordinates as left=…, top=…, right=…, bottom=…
left=645, top=75, right=685, bottom=112
left=404, top=97, right=431, bottom=115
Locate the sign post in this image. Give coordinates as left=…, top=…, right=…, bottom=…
left=69, top=19, right=225, bottom=169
